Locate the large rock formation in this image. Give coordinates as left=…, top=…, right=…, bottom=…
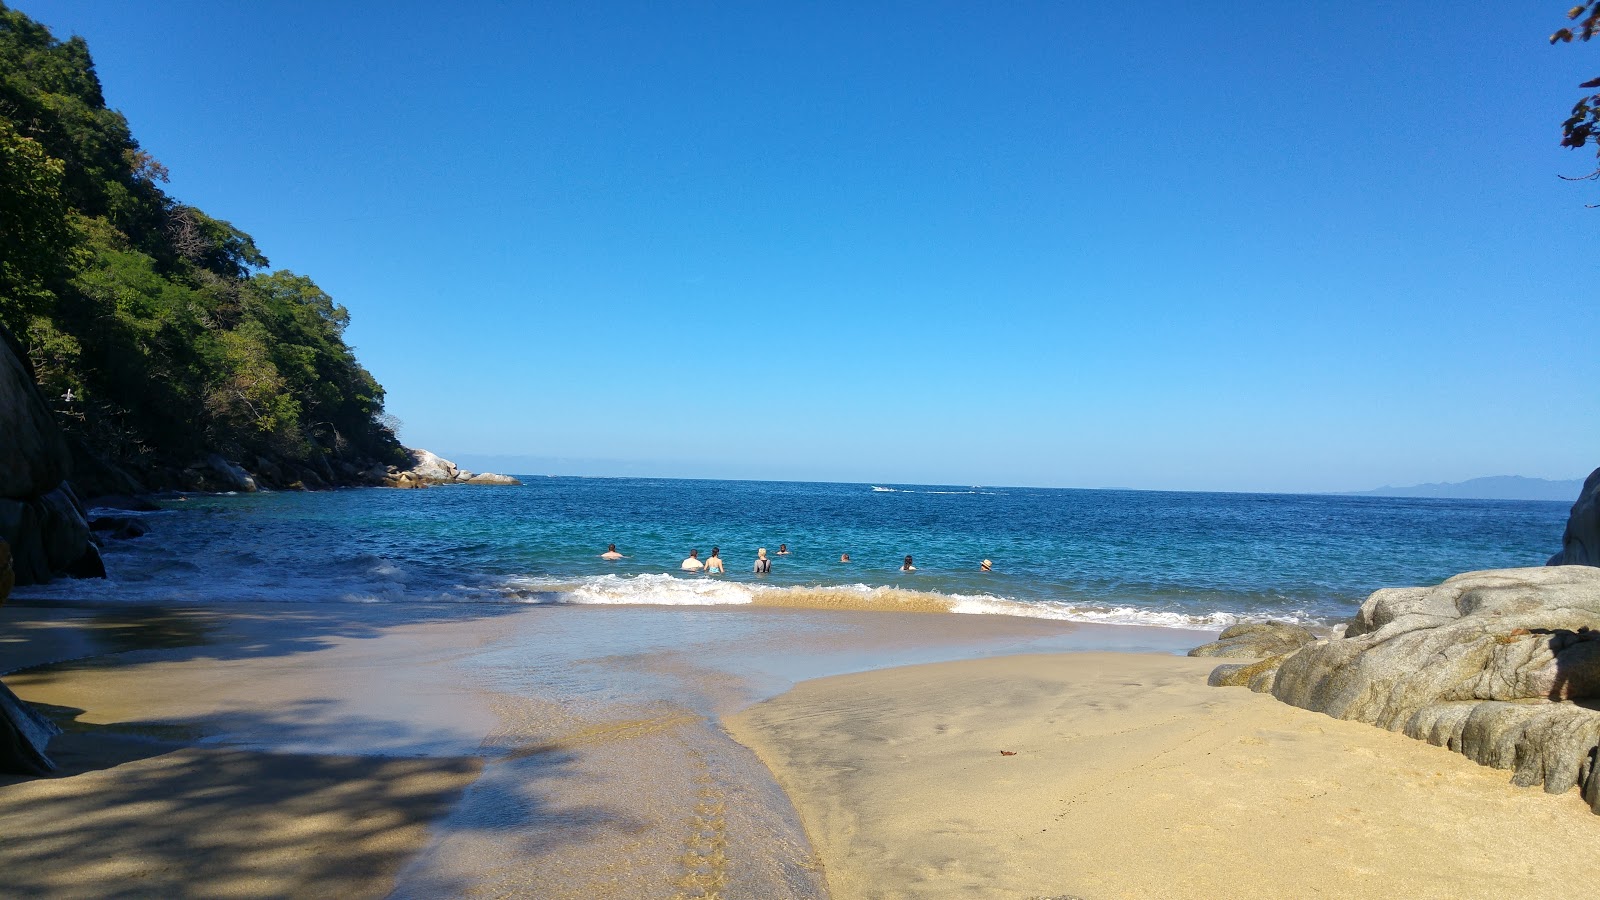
left=385, top=449, right=521, bottom=488
left=0, top=325, right=101, bottom=586
left=1549, top=467, right=1599, bottom=567
left=1207, top=567, right=1600, bottom=812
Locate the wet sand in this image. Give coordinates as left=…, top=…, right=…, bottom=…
left=725, top=652, right=1600, bottom=900
left=1, top=600, right=1194, bottom=898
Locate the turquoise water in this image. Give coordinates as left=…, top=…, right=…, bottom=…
left=23, top=478, right=1570, bottom=628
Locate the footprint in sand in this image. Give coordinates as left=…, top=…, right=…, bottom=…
left=672, top=752, right=731, bottom=900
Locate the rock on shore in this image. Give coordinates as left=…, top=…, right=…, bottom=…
left=1549, top=467, right=1599, bottom=567
left=385, top=450, right=521, bottom=488
left=1189, top=622, right=1317, bottom=659
left=1206, top=566, right=1600, bottom=812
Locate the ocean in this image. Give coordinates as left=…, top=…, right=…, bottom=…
left=19, top=477, right=1570, bottom=629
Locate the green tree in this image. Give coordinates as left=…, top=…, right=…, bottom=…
left=0, top=118, right=82, bottom=328
left=0, top=2, right=404, bottom=485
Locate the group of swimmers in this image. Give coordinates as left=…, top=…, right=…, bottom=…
left=599, top=543, right=994, bottom=574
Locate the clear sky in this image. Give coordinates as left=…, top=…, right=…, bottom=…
left=17, top=1, right=1598, bottom=491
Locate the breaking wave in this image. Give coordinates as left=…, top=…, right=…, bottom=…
left=870, top=486, right=999, bottom=495
left=492, top=574, right=1306, bottom=629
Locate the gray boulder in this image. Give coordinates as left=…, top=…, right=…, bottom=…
left=1548, top=467, right=1599, bottom=567
left=402, top=449, right=461, bottom=484
left=1188, top=622, right=1316, bottom=659
left=205, top=454, right=258, bottom=493
left=388, top=450, right=519, bottom=487
left=1212, top=567, right=1600, bottom=812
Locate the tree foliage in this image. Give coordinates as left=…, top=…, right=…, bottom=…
left=0, top=3, right=403, bottom=481
left=1552, top=3, right=1600, bottom=180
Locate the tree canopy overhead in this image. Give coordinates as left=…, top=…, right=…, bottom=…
left=1552, top=3, right=1600, bottom=182
left=0, top=2, right=403, bottom=487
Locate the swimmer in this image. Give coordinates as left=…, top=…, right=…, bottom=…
left=980, top=558, right=993, bottom=572
left=777, top=544, right=789, bottom=555
left=705, top=546, right=725, bottom=575
left=601, top=543, right=625, bottom=560
left=901, top=554, right=916, bottom=572
left=753, top=547, right=772, bottom=574
left=840, top=552, right=851, bottom=563
left=681, top=549, right=704, bottom=572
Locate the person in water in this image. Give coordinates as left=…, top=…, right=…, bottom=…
left=776, top=544, right=789, bottom=555
left=705, top=546, right=725, bottom=574
left=754, top=548, right=772, bottom=574
left=681, top=549, right=704, bottom=571
left=840, top=552, right=851, bottom=563
left=601, top=544, right=625, bottom=560
left=980, top=558, right=993, bottom=572
left=901, top=555, right=916, bottom=572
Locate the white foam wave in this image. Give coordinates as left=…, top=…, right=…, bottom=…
left=945, top=595, right=1256, bottom=629
left=870, top=486, right=998, bottom=495
left=549, top=573, right=757, bottom=606
left=488, top=574, right=1313, bottom=630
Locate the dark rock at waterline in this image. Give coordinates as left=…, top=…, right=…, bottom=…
left=90, top=515, right=150, bottom=539
left=1207, top=566, right=1600, bottom=813
left=1188, top=622, right=1316, bottom=659
left=0, top=483, right=100, bottom=586
left=65, top=542, right=106, bottom=579
left=87, top=494, right=160, bottom=512
left=1548, top=467, right=1599, bottom=567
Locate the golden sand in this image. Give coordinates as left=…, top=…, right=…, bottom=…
left=726, top=652, right=1600, bottom=900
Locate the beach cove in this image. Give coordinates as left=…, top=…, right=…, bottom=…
left=5, top=597, right=1598, bottom=899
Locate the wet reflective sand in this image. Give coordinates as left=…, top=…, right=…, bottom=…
left=1, top=601, right=1206, bottom=898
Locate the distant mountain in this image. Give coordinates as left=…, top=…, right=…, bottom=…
left=1345, top=476, right=1585, bottom=502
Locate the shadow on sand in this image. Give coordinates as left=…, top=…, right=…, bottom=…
left=0, top=600, right=628, bottom=898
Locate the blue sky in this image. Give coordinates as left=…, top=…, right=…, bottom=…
left=19, top=1, right=1598, bottom=491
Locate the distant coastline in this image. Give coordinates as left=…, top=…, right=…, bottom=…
left=1339, top=475, right=1583, bottom=502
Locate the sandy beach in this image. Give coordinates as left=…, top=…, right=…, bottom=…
left=0, top=599, right=1193, bottom=898
left=4, top=600, right=1596, bottom=899
left=727, top=652, right=1600, bottom=900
